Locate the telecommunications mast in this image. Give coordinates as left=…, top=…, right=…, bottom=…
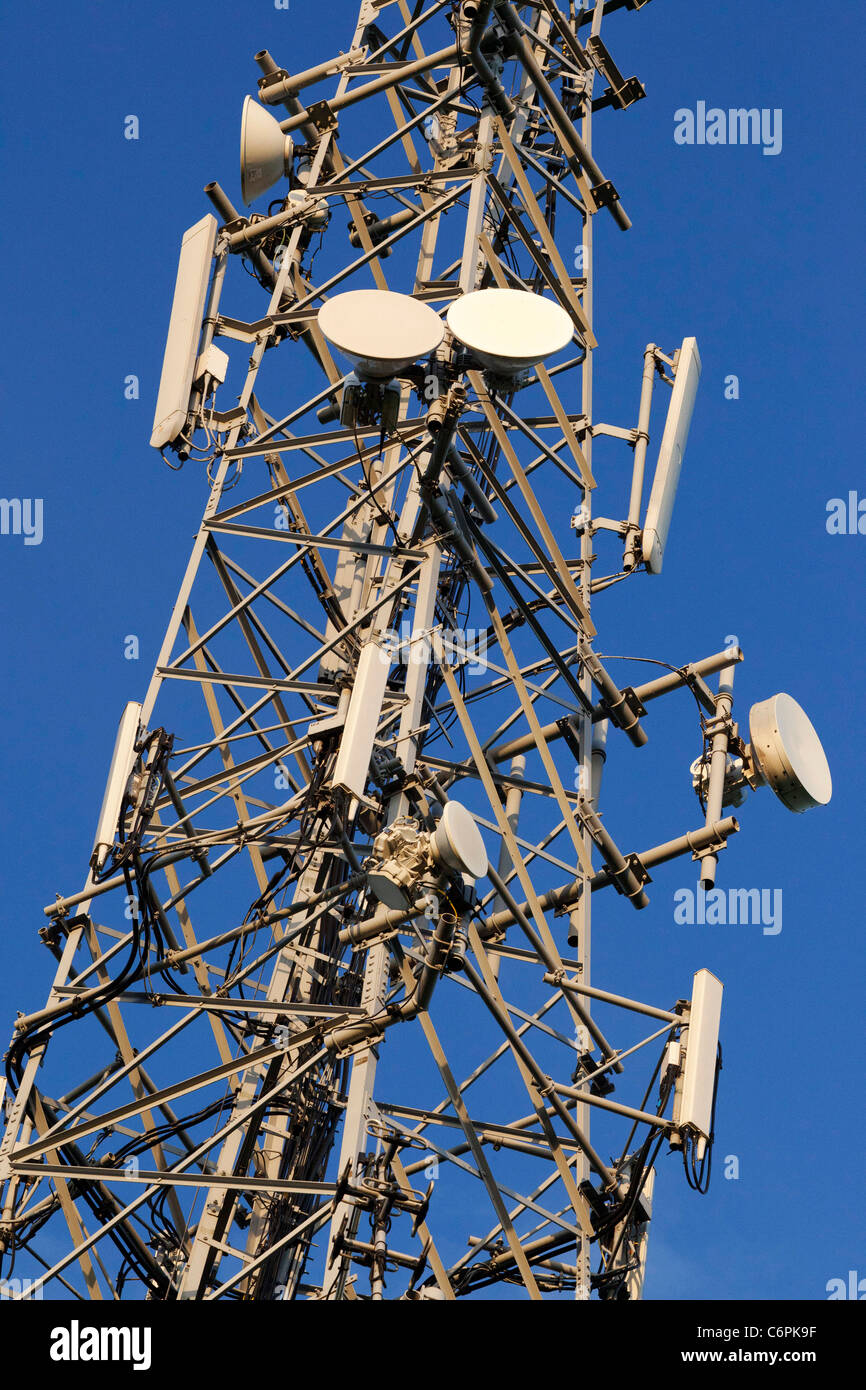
left=1, top=0, right=830, bottom=1302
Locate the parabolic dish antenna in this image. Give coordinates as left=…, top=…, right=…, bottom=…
left=748, top=693, right=832, bottom=813
left=317, top=290, right=445, bottom=379
left=446, top=288, right=574, bottom=373
left=432, top=801, right=488, bottom=880
left=240, top=96, right=294, bottom=206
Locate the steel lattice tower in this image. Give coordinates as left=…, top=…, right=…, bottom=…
left=0, top=0, right=831, bottom=1302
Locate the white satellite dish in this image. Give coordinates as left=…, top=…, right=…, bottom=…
left=240, top=96, right=294, bottom=206
left=748, top=693, right=832, bottom=813
left=642, top=336, right=701, bottom=575
left=317, top=290, right=445, bottom=379
left=432, top=801, right=488, bottom=880
left=446, top=288, right=573, bottom=373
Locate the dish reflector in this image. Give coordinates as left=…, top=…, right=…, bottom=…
left=432, top=801, right=488, bottom=880
left=241, top=96, right=294, bottom=205
left=748, top=693, right=832, bottom=813
left=317, top=290, right=445, bottom=379
left=446, top=288, right=573, bottom=373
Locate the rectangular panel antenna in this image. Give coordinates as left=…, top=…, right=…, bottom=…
left=91, top=701, right=142, bottom=873
left=150, top=214, right=218, bottom=450
left=678, top=968, right=723, bottom=1147
left=642, top=336, right=701, bottom=573
left=331, top=642, right=391, bottom=800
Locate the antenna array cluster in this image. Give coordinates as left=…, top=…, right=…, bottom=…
left=0, top=0, right=830, bottom=1303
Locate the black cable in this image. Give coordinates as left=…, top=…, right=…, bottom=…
left=683, top=1044, right=722, bottom=1195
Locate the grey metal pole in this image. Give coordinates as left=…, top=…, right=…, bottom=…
left=481, top=816, right=740, bottom=934
left=495, top=2, right=632, bottom=230
left=491, top=754, right=526, bottom=980
left=271, top=45, right=461, bottom=128
left=698, top=664, right=738, bottom=890
left=624, top=344, right=657, bottom=570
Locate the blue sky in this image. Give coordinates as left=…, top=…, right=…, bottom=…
left=0, top=0, right=863, bottom=1300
